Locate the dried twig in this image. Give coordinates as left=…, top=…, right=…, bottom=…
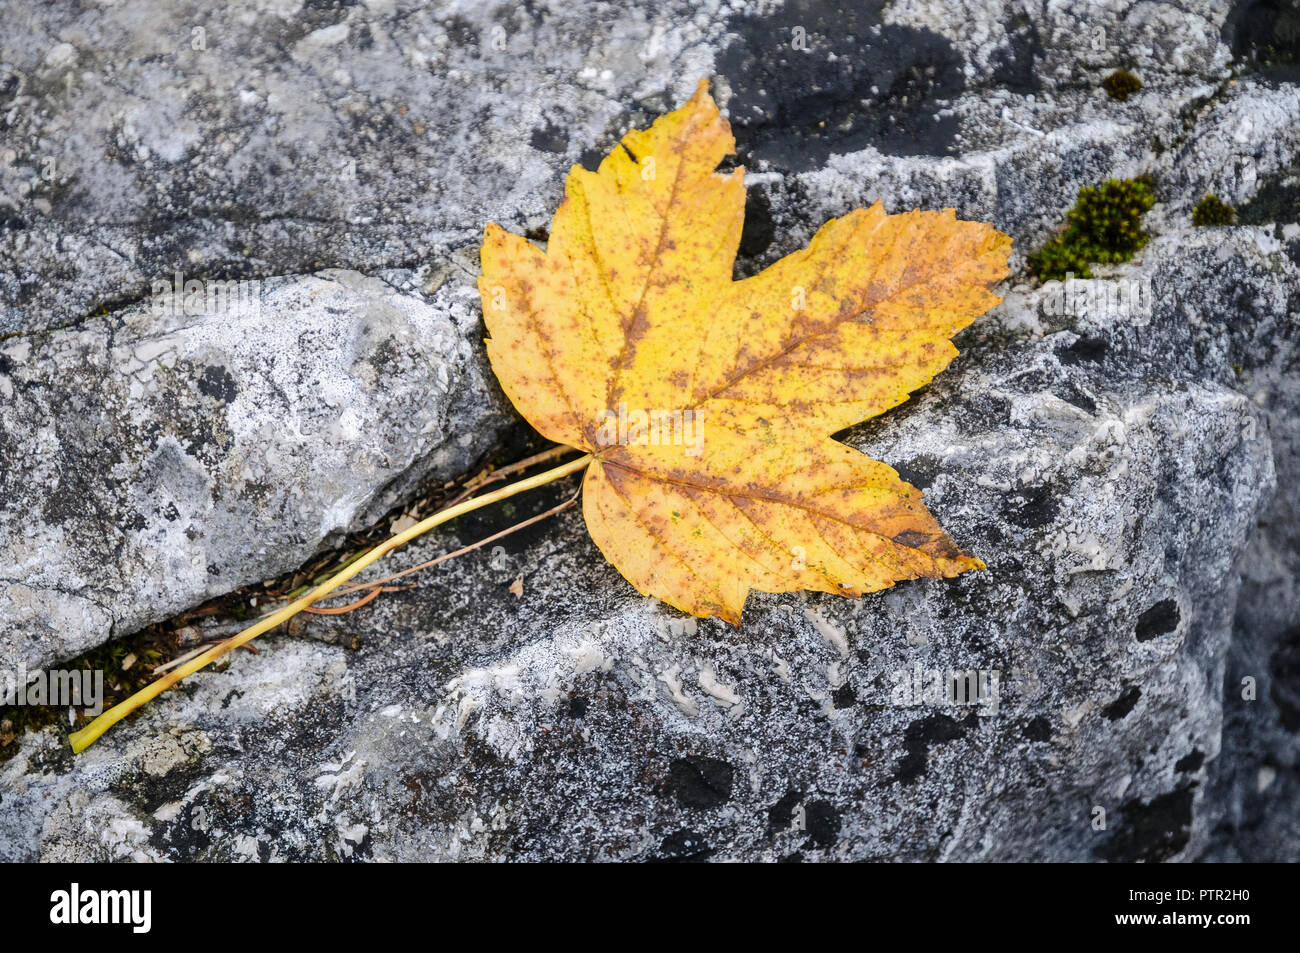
left=69, top=453, right=593, bottom=753
left=327, top=491, right=578, bottom=600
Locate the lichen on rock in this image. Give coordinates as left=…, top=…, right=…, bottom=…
left=1, top=0, right=1298, bottom=862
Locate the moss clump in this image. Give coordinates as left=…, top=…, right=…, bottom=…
left=1102, top=69, right=1143, bottom=101
left=1029, top=177, right=1157, bottom=281
left=1191, top=193, right=1237, bottom=226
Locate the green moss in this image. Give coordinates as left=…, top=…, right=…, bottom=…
left=1029, top=177, right=1157, bottom=281
left=1102, top=69, right=1142, bottom=101
left=1191, top=193, right=1236, bottom=227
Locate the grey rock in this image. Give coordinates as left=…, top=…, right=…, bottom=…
left=0, top=267, right=510, bottom=672
left=2, top=0, right=1299, bottom=861
left=0, top=232, right=1280, bottom=859
left=0, top=0, right=1285, bottom=333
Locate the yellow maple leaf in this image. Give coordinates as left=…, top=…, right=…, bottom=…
left=480, top=80, right=1012, bottom=624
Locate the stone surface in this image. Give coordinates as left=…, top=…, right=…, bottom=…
left=0, top=267, right=510, bottom=672
left=2, top=0, right=1299, bottom=861
left=1, top=233, right=1284, bottom=861
left=1, top=0, right=1291, bottom=334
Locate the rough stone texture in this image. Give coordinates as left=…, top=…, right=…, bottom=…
left=0, top=266, right=510, bottom=672
left=3, top=0, right=1291, bottom=334
left=0, top=240, right=1283, bottom=861
left=2, top=0, right=1299, bottom=860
